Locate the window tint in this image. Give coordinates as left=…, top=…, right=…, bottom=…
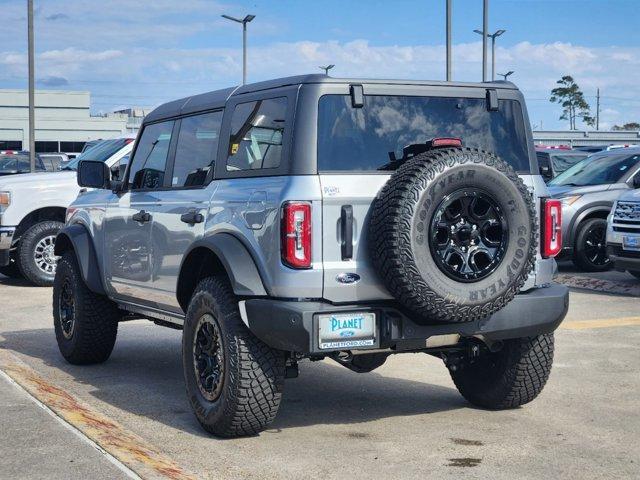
left=548, top=153, right=588, bottom=175
left=172, top=111, right=222, bottom=187
left=128, top=121, right=174, bottom=190
left=64, top=138, right=132, bottom=171
left=549, top=153, right=640, bottom=187
left=317, top=95, right=530, bottom=172
left=226, top=97, right=287, bottom=172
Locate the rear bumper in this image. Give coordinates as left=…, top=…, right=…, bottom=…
left=240, top=284, right=570, bottom=354
left=607, top=244, right=640, bottom=272
left=0, top=226, right=16, bottom=266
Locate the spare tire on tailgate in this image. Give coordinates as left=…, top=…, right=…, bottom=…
left=369, top=147, right=536, bottom=323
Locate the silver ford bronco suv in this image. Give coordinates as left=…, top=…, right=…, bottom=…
left=53, top=75, right=569, bottom=438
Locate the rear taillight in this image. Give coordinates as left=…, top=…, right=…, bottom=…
left=281, top=202, right=311, bottom=269
left=542, top=199, right=562, bottom=258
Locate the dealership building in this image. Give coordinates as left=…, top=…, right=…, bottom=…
left=0, top=89, right=147, bottom=155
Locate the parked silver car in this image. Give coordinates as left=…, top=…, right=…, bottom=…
left=607, top=189, right=640, bottom=279
left=548, top=148, right=640, bottom=271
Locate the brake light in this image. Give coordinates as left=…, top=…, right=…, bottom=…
left=542, top=199, right=562, bottom=258
left=430, top=137, right=462, bottom=148
left=281, top=202, right=311, bottom=269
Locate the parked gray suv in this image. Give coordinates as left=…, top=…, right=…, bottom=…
left=53, top=75, right=568, bottom=437
left=548, top=148, right=640, bottom=271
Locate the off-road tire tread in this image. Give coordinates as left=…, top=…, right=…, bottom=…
left=451, top=333, right=554, bottom=409
left=53, top=251, right=119, bottom=365
left=186, top=276, right=285, bottom=437
left=369, top=147, right=537, bottom=322
left=18, top=220, right=64, bottom=286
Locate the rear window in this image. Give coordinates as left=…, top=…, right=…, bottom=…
left=0, top=153, right=44, bottom=172
left=317, top=95, right=530, bottom=172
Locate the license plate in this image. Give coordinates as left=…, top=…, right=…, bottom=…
left=318, top=312, right=376, bottom=350
left=623, top=235, right=640, bottom=251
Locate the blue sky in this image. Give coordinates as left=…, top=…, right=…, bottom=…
left=1, top=0, right=639, bottom=129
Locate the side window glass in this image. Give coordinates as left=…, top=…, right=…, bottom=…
left=128, top=121, right=174, bottom=190
left=172, top=111, right=223, bottom=187
left=226, top=97, right=287, bottom=172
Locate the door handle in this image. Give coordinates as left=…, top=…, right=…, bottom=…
left=132, top=210, right=151, bottom=223
left=341, top=205, right=354, bottom=260
left=180, top=209, right=204, bottom=225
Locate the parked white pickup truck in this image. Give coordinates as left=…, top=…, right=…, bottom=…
left=0, top=136, right=134, bottom=285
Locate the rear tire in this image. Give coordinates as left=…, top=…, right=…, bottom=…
left=572, top=218, right=612, bottom=272
left=183, top=276, right=286, bottom=437
left=18, top=220, right=64, bottom=286
left=450, top=334, right=554, bottom=409
left=53, top=251, right=120, bottom=365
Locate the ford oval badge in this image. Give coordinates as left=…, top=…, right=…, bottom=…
left=336, top=273, right=361, bottom=284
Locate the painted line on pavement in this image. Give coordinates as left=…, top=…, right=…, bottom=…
left=561, top=316, right=640, bottom=330
left=0, top=349, right=198, bottom=480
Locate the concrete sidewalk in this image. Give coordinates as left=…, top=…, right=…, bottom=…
left=0, top=373, right=129, bottom=480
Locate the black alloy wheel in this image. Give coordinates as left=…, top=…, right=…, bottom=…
left=58, top=277, right=76, bottom=339
left=430, top=189, right=509, bottom=282
left=193, top=313, right=225, bottom=402
left=582, top=223, right=609, bottom=267
left=573, top=218, right=612, bottom=272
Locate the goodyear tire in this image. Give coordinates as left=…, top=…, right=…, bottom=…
left=369, top=147, right=536, bottom=323
left=183, top=276, right=286, bottom=437
left=450, top=333, right=554, bottom=409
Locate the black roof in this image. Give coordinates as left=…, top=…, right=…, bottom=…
left=143, top=74, right=517, bottom=124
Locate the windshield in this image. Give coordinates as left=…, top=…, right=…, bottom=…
left=63, top=138, right=130, bottom=170
left=317, top=95, right=530, bottom=172
left=549, top=153, right=588, bottom=175
left=549, top=152, right=640, bottom=186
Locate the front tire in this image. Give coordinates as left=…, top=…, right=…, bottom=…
left=18, top=220, right=65, bottom=286
left=450, top=334, right=554, bottom=409
left=53, top=251, right=120, bottom=364
left=183, top=276, right=286, bottom=438
left=573, top=218, right=612, bottom=272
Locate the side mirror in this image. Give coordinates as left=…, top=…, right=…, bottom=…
left=539, top=165, right=552, bottom=180
left=77, top=160, right=110, bottom=189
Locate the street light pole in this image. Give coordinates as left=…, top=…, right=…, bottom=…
left=474, top=28, right=505, bottom=81
left=446, top=0, right=452, bottom=81
left=482, top=0, right=488, bottom=82
left=222, top=14, right=256, bottom=85
left=27, top=0, right=35, bottom=172
left=497, top=71, right=514, bottom=81
left=319, top=65, right=335, bottom=76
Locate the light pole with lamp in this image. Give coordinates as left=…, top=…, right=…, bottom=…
left=221, top=14, right=256, bottom=85
left=497, top=71, right=514, bottom=81
left=319, top=65, right=335, bottom=76
left=474, top=28, right=506, bottom=81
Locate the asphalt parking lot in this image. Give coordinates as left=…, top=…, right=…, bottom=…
left=0, top=270, right=638, bottom=480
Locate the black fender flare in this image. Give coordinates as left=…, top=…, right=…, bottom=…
left=54, top=224, right=106, bottom=295
left=179, top=233, right=268, bottom=298
left=567, top=202, right=613, bottom=246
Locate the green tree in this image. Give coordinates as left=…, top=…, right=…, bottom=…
left=549, top=76, right=595, bottom=130
left=612, top=122, right=640, bottom=131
